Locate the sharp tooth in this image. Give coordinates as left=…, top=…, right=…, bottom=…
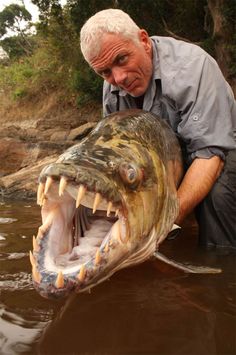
left=37, top=182, right=45, bottom=205
left=41, top=197, right=46, bottom=206
left=93, top=193, right=101, bottom=214
left=112, top=221, right=121, bottom=242
left=37, top=223, right=50, bottom=238
left=76, top=185, right=86, bottom=208
left=29, top=250, right=35, bottom=266
left=94, top=249, right=101, bottom=265
left=45, top=213, right=53, bottom=227
left=37, top=214, right=53, bottom=238
left=115, top=209, right=119, bottom=217
left=59, top=176, right=67, bottom=196
left=55, top=271, right=64, bottom=288
left=45, top=176, right=53, bottom=194
left=32, top=265, right=41, bottom=283
left=37, top=226, right=43, bottom=239
left=77, top=264, right=86, bottom=282
left=104, top=242, right=109, bottom=253
left=33, top=235, right=40, bottom=252
left=107, top=201, right=113, bottom=217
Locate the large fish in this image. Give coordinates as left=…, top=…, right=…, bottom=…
left=30, top=109, right=221, bottom=299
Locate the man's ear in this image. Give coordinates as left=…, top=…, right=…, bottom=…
left=138, top=29, right=152, bottom=53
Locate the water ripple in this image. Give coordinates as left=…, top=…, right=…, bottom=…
left=0, top=252, right=28, bottom=260
left=0, top=233, right=7, bottom=240
left=0, top=304, right=48, bottom=354
left=0, top=217, right=18, bottom=224
left=0, top=272, right=33, bottom=291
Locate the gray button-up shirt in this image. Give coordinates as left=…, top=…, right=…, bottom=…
left=103, top=36, right=236, bottom=163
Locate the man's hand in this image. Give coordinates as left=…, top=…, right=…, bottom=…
left=176, top=156, right=224, bottom=225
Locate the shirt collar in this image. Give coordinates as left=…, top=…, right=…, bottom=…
left=151, top=37, right=161, bottom=80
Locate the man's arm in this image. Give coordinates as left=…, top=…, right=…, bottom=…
left=175, top=156, right=224, bottom=224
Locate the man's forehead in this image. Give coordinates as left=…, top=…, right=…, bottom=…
left=100, top=32, right=133, bottom=51
left=89, top=34, right=132, bottom=67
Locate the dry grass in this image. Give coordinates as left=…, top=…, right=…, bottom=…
left=0, top=88, right=102, bottom=129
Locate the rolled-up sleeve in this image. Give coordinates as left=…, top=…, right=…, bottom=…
left=174, top=53, right=236, bottom=162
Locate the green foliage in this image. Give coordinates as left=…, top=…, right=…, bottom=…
left=200, top=37, right=216, bottom=57
left=1, top=36, right=25, bottom=58
left=226, top=33, right=236, bottom=78
left=0, top=59, right=33, bottom=99
left=1, top=35, right=36, bottom=59
left=166, top=0, right=207, bottom=41
left=0, top=4, right=34, bottom=58
left=221, top=1, right=236, bottom=79
left=32, top=0, right=63, bottom=28
left=0, top=1, right=80, bottom=101
left=29, top=38, right=75, bottom=91
left=12, top=87, right=27, bottom=99
left=72, top=62, right=103, bottom=106
left=68, top=0, right=208, bottom=40
left=221, top=0, right=236, bottom=24
left=67, top=0, right=117, bottom=34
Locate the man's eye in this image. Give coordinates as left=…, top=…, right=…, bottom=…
left=118, top=55, right=127, bottom=65
left=98, top=69, right=111, bottom=77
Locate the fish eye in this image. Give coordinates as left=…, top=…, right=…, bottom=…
left=119, top=162, right=142, bottom=188
left=127, top=167, right=136, bottom=182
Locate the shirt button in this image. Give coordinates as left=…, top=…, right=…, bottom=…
left=192, top=113, right=200, bottom=121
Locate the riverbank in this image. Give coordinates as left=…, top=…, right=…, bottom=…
left=0, top=90, right=101, bottom=200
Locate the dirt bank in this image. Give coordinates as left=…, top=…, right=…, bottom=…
left=0, top=90, right=101, bottom=200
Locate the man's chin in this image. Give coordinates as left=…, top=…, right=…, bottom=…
left=126, top=86, right=145, bottom=97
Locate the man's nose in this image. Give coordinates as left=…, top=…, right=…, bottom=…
left=112, top=67, right=127, bottom=85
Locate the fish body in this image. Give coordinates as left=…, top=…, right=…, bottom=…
left=31, top=109, right=218, bottom=299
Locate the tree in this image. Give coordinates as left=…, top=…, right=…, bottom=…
left=31, top=0, right=63, bottom=29
left=0, top=4, right=32, bottom=37
left=0, top=3, right=33, bottom=57
left=207, top=0, right=236, bottom=93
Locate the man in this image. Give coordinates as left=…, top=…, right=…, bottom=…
left=80, top=9, right=236, bottom=249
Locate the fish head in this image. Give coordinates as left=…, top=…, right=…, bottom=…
left=31, top=109, right=182, bottom=298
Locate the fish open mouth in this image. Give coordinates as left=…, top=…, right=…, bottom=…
left=31, top=174, right=129, bottom=297
left=55, top=206, right=119, bottom=268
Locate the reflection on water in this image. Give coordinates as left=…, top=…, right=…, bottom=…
left=0, top=200, right=63, bottom=354
left=0, top=200, right=235, bottom=354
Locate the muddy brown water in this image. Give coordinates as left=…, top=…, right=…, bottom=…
left=0, top=200, right=235, bottom=355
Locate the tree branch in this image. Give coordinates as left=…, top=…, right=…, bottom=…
left=162, top=18, right=201, bottom=45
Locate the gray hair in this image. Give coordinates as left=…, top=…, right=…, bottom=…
left=80, top=9, right=140, bottom=62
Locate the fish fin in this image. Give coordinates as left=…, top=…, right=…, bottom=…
left=153, top=251, right=222, bottom=274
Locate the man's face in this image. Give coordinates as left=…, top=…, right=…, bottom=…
left=90, top=30, right=153, bottom=97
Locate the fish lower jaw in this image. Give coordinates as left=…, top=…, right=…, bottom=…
left=31, top=196, right=129, bottom=298
left=32, top=172, right=131, bottom=298
left=31, top=226, right=126, bottom=299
